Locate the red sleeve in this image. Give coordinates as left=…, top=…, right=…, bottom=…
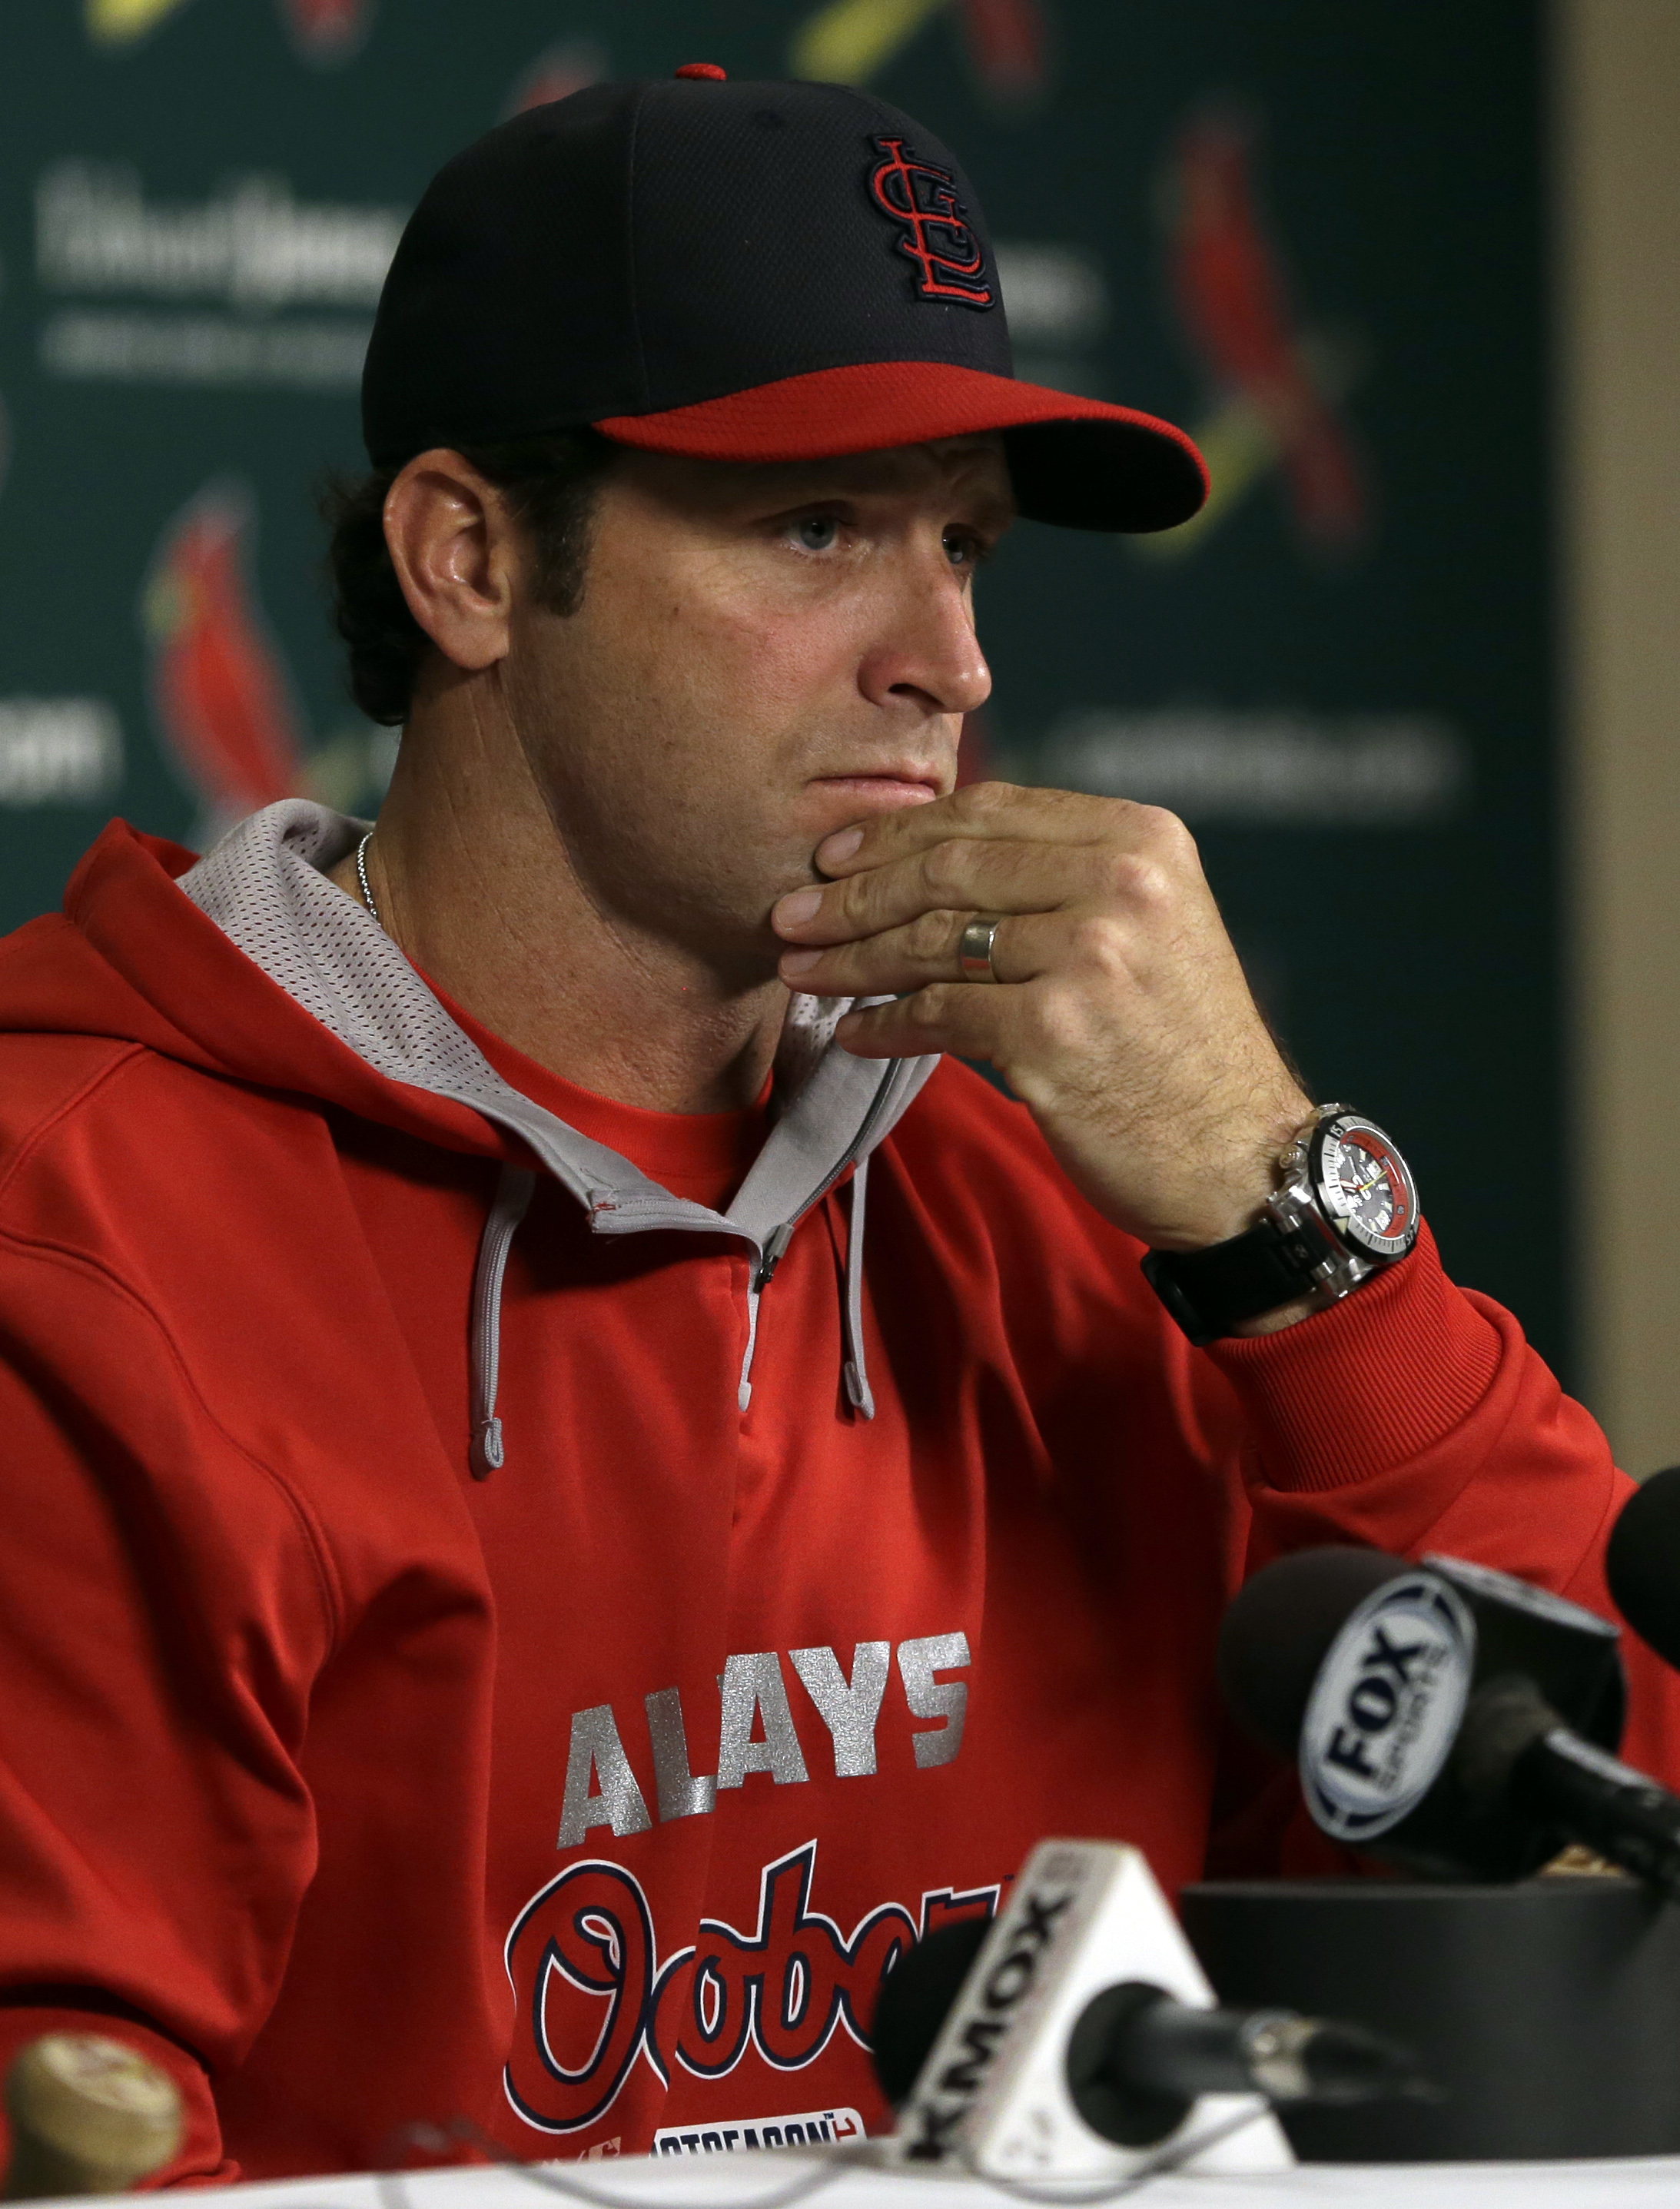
left=1197, top=1223, right=1680, bottom=1858
left=0, top=2007, right=229, bottom=2187
left=0, top=1239, right=339, bottom=2183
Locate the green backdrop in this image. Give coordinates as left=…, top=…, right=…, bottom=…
left=0, top=2, right=1562, bottom=1372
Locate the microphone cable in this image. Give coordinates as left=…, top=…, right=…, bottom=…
left=371, top=2097, right=1277, bottom=2209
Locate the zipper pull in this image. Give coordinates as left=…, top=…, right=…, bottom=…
left=753, top=1221, right=794, bottom=1293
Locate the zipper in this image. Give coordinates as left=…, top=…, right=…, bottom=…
left=750, top=1061, right=900, bottom=1290
left=792, top=1063, right=900, bottom=1223
left=752, top=1221, right=794, bottom=1294
left=736, top=1063, right=902, bottom=1409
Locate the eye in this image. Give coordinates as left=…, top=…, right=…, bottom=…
left=943, top=527, right=984, bottom=570
left=792, top=513, right=841, bottom=553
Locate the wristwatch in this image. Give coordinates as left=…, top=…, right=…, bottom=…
left=1141, top=1104, right=1420, bottom=1346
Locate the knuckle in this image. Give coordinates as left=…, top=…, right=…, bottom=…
left=1097, top=847, right=1176, bottom=912
left=951, top=779, right=1012, bottom=822
left=1022, top=981, right=1082, bottom=1055
left=908, top=908, right=958, bottom=961
left=835, top=874, right=873, bottom=926
left=907, top=984, right=954, bottom=1031
left=1127, top=855, right=1177, bottom=910
left=1067, top=911, right=1129, bottom=972
left=920, top=839, right=971, bottom=902
left=1131, top=803, right=1197, bottom=863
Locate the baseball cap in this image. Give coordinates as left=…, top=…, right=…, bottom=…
left=361, top=68, right=1207, bottom=533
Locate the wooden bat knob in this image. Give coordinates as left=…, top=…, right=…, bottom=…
left=3, top=2035, right=183, bottom=2199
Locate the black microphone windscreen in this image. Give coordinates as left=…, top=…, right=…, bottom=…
left=870, top=1917, right=990, bottom=2108
left=1606, top=1466, right=1680, bottom=1674
left=1217, top=1546, right=1401, bottom=1755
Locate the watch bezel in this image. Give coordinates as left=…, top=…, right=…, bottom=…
left=1306, top=1111, right=1419, bottom=1263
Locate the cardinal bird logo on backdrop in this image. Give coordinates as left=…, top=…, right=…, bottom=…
left=503, top=39, right=609, bottom=118
left=791, top=0, right=1051, bottom=111
left=1151, top=103, right=1372, bottom=560
left=85, top=0, right=373, bottom=58
left=277, top=0, right=373, bottom=65
left=956, top=0, right=1051, bottom=106
left=142, top=481, right=310, bottom=842
left=84, top=0, right=195, bottom=44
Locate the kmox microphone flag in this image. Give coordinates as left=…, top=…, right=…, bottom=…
left=875, top=1838, right=1425, bottom=2184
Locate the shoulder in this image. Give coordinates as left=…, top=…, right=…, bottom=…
left=0, top=1028, right=335, bottom=1284
left=0, top=1031, right=146, bottom=1180
left=0, top=899, right=304, bottom=1221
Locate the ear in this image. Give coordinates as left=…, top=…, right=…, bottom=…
left=383, top=450, right=520, bottom=673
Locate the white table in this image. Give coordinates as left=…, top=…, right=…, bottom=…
left=162, top=2148, right=1680, bottom=2209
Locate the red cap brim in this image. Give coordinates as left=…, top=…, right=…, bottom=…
left=595, top=361, right=1207, bottom=534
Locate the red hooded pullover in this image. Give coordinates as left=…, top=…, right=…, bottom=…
left=0, top=799, right=1672, bottom=2184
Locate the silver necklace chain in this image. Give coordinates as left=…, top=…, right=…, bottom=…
left=355, top=829, right=383, bottom=929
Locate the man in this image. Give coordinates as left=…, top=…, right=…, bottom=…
left=0, top=69, right=1670, bottom=2181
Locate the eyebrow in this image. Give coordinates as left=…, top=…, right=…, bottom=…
left=752, top=461, right=1018, bottom=528
left=961, top=490, right=1018, bottom=537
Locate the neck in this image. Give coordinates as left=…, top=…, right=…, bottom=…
left=327, top=678, right=788, bottom=1114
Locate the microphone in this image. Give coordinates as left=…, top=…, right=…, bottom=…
left=876, top=1917, right=1427, bottom=2150
left=877, top=1837, right=1423, bottom=2183
left=1606, top=1464, right=1680, bottom=1672
left=1220, top=1545, right=1680, bottom=1895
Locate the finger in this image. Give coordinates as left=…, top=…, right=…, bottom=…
left=772, top=835, right=1124, bottom=946
left=813, top=781, right=1168, bottom=879
left=832, top=981, right=1022, bottom=1064
left=779, top=906, right=1063, bottom=996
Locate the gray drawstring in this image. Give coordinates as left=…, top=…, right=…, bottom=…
left=472, top=1157, right=872, bottom=1450
left=738, top=1290, right=761, bottom=1416
left=739, top=1175, right=874, bottom=1418
left=470, top=1161, right=536, bottom=1477
left=842, top=1159, right=875, bottom=1419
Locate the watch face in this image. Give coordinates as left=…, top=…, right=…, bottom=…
left=1309, top=1113, right=1419, bottom=1261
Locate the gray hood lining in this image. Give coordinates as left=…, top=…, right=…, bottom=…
left=180, top=800, right=939, bottom=1455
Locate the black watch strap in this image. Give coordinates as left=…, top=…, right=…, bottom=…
left=1141, top=1207, right=1345, bottom=1347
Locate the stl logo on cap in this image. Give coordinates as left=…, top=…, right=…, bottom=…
left=868, top=137, right=993, bottom=310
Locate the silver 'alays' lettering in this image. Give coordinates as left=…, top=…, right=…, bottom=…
left=789, top=1643, right=890, bottom=1776
left=645, top=1686, right=716, bottom=1822
left=717, top=1653, right=810, bottom=1789
left=556, top=1704, right=653, bottom=1849
left=556, top=1626, right=973, bottom=1852
left=898, top=1632, right=971, bottom=1769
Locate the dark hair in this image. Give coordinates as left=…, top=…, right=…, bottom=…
left=321, top=428, right=620, bottom=726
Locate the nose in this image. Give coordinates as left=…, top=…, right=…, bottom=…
left=856, top=544, right=993, bottom=720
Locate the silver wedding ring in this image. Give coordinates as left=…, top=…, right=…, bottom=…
left=958, top=913, right=1005, bottom=983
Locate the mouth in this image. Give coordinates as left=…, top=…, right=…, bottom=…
left=809, top=769, right=944, bottom=810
